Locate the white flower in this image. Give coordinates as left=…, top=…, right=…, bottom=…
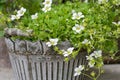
left=10, top=14, right=21, bottom=21
left=82, top=19, right=85, bottom=23
left=42, top=5, right=51, bottom=13
left=84, top=0, right=88, bottom=3
left=31, top=13, right=38, bottom=19
left=112, top=21, right=120, bottom=26
left=88, top=60, right=95, bottom=68
left=72, top=12, right=84, bottom=20
left=15, top=14, right=21, bottom=19
left=86, top=55, right=94, bottom=60
left=11, top=15, right=16, bottom=21
left=62, top=47, right=74, bottom=57
left=74, top=65, right=84, bottom=76
left=118, top=21, right=120, bottom=25
left=46, top=38, right=59, bottom=47
left=72, top=24, right=85, bottom=33
left=93, top=50, right=102, bottom=58
left=43, top=0, right=52, bottom=6
left=98, top=0, right=108, bottom=4
left=82, top=39, right=90, bottom=44
left=10, top=7, right=26, bottom=21
left=115, top=0, right=120, bottom=6
left=72, top=10, right=76, bottom=14
left=17, top=7, right=26, bottom=17
left=112, top=22, right=116, bottom=25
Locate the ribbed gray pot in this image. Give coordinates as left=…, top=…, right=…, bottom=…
left=5, top=38, right=87, bottom=80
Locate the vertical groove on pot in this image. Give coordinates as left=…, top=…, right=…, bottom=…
left=35, top=62, right=38, bottom=80
left=82, top=57, right=85, bottom=80
left=84, top=57, right=87, bottom=80
left=46, top=62, right=48, bottom=80
left=10, top=54, right=19, bottom=80
left=31, top=62, right=37, bottom=80
left=57, top=61, right=59, bottom=80
left=68, top=59, right=74, bottom=80
left=18, top=59, right=24, bottom=80
left=15, top=59, right=21, bottom=80
left=76, top=58, right=81, bottom=80
left=42, top=62, right=47, bottom=80
left=53, top=61, right=57, bottom=80
left=72, top=59, right=79, bottom=80
left=62, top=61, right=65, bottom=80
left=19, top=60, right=26, bottom=80
left=67, top=61, right=70, bottom=80
left=58, top=60, right=63, bottom=80
left=22, top=60, right=27, bottom=80
left=79, top=58, right=82, bottom=80
left=63, top=61, right=69, bottom=80
left=71, top=59, right=75, bottom=80
left=51, top=62, right=53, bottom=80
left=47, top=62, right=52, bottom=80
left=23, top=58, right=30, bottom=80
left=75, top=59, right=80, bottom=80
left=36, top=62, right=42, bottom=80
left=40, top=63, right=43, bottom=80
left=80, top=57, right=84, bottom=80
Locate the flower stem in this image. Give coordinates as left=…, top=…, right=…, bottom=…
left=81, top=73, right=93, bottom=80
left=96, top=68, right=101, bottom=79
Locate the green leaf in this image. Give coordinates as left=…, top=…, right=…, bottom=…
left=90, top=71, right=95, bottom=77
left=0, top=0, right=7, bottom=3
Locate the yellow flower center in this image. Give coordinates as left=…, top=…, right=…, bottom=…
left=76, top=27, right=80, bottom=30
left=46, top=1, right=50, bottom=4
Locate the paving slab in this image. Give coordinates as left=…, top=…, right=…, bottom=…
left=99, top=64, right=120, bottom=80
left=0, top=68, right=14, bottom=80
left=0, top=64, right=120, bottom=80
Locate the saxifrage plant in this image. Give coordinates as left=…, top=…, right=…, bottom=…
left=5, top=0, right=120, bottom=80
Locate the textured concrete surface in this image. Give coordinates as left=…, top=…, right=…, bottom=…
left=99, top=64, right=120, bottom=80
left=0, top=64, right=120, bottom=80
left=0, top=68, right=14, bottom=80
left=0, top=38, right=11, bottom=68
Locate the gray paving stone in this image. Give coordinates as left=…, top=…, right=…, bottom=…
left=99, top=64, right=120, bottom=80
left=0, top=68, right=14, bottom=80
left=0, top=64, right=120, bottom=80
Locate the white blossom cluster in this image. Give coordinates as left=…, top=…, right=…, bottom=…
left=71, top=10, right=87, bottom=77
left=10, top=0, right=53, bottom=20
left=46, top=38, right=59, bottom=47
left=72, top=10, right=85, bottom=34
left=42, top=0, right=52, bottom=13
left=62, top=47, right=74, bottom=57
left=46, top=38, right=74, bottom=57
left=74, top=65, right=84, bottom=76
left=115, top=0, right=120, bottom=6
left=31, top=13, right=38, bottom=20
left=72, top=24, right=85, bottom=34
left=82, top=39, right=90, bottom=44
left=86, top=50, right=102, bottom=67
left=11, top=7, right=26, bottom=21
left=98, top=0, right=108, bottom=4
left=72, top=11, right=84, bottom=20
left=112, top=21, right=120, bottom=26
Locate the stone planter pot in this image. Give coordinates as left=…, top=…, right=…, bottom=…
left=5, top=38, right=87, bottom=80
